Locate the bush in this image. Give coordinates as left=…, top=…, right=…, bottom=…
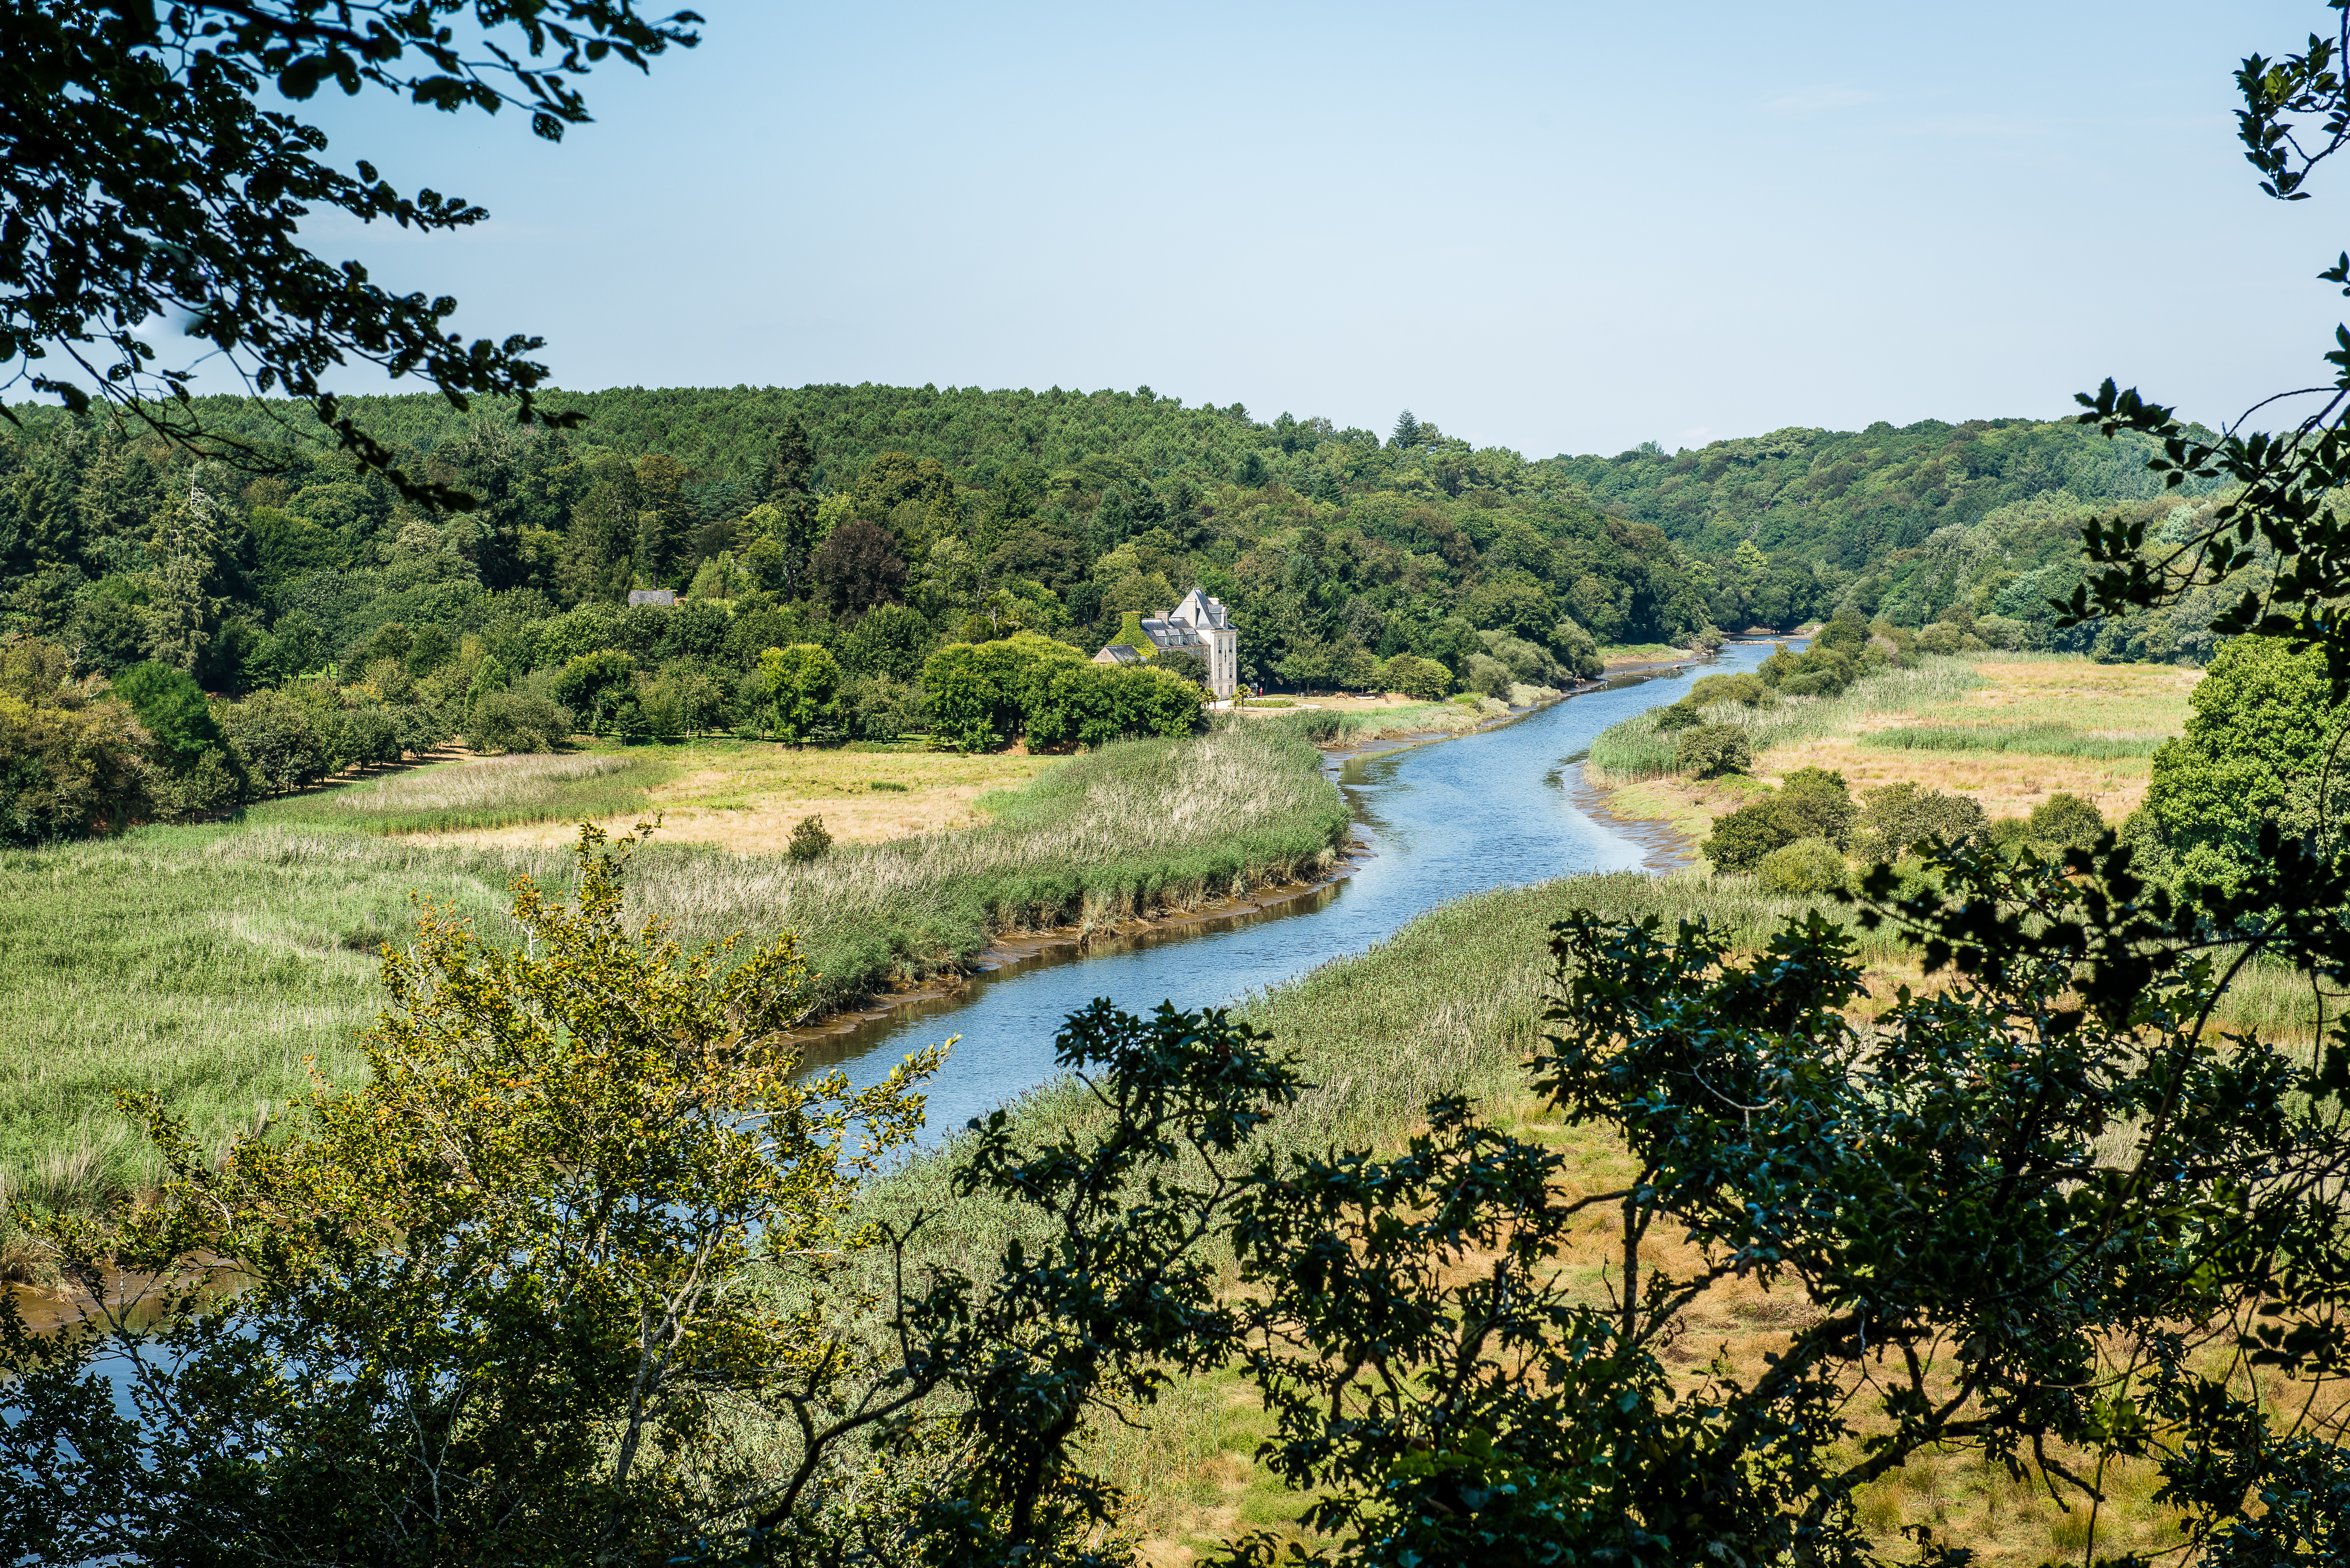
left=218, top=690, right=329, bottom=797
left=786, top=813, right=832, bottom=862
left=1915, top=622, right=1964, bottom=657
left=1687, top=671, right=1767, bottom=708
left=1697, top=769, right=1854, bottom=874
left=148, top=746, right=248, bottom=822
left=1547, top=617, right=1604, bottom=679
left=1674, top=723, right=1752, bottom=778
left=1654, top=699, right=1702, bottom=732
left=0, top=637, right=151, bottom=842
left=466, top=691, right=573, bottom=755
left=2027, top=791, right=2105, bottom=852
left=1754, top=835, right=1848, bottom=895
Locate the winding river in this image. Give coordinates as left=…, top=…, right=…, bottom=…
left=802, top=639, right=1785, bottom=1136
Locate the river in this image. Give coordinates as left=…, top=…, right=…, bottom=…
left=800, top=638, right=1786, bottom=1137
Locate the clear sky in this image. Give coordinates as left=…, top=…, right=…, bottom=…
left=293, top=1, right=2342, bottom=458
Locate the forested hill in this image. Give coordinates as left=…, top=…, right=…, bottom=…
left=0, top=385, right=2229, bottom=719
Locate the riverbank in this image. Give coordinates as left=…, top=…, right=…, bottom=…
left=0, top=722, right=1347, bottom=1230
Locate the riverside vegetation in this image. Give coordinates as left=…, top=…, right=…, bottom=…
left=0, top=717, right=1347, bottom=1227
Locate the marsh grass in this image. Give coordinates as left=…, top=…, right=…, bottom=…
left=0, top=725, right=1347, bottom=1212
left=1589, top=657, right=1986, bottom=780
left=246, top=751, right=668, bottom=834
left=1864, top=722, right=2166, bottom=758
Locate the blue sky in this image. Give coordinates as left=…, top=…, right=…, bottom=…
left=292, top=1, right=2342, bottom=457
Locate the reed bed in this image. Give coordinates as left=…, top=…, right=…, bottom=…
left=1863, top=721, right=2166, bottom=758
left=1587, top=657, right=1986, bottom=780
left=247, top=751, right=666, bottom=834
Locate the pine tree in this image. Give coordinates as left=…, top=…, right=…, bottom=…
left=1391, top=409, right=1422, bottom=449
left=765, top=415, right=816, bottom=501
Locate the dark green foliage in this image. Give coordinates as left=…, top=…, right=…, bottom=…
left=811, top=519, right=906, bottom=620
left=1375, top=653, right=1452, bottom=701
left=1653, top=698, right=1701, bottom=731
left=785, top=814, right=831, bottom=863
left=549, top=649, right=640, bottom=737
left=835, top=602, right=933, bottom=683
left=1700, top=767, right=1856, bottom=873
left=109, top=662, right=218, bottom=770
left=1851, top=780, right=1989, bottom=862
left=1673, top=722, right=1751, bottom=778
left=1758, top=640, right=1865, bottom=697
left=2025, top=790, right=2104, bottom=851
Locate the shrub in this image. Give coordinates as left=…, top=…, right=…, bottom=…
left=1654, top=699, right=1702, bottom=732
left=2027, top=791, right=2105, bottom=852
left=1688, top=672, right=1766, bottom=708
left=0, top=637, right=151, bottom=842
left=466, top=691, right=573, bottom=755
left=1915, top=622, right=1964, bottom=657
left=786, top=813, right=832, bottom=862
left=1674, top=724, right=1752, bottom=778
left=148, top=746, right=248, bottom=822
left=1548, top=617, right=1604, bottom=679
left=1378, top=654, right=1453, bottom=702
left=1754, top=835, right=1848, bottom=895
left=1696, top=769, right=1854, bottom=874
left=1465, top=653, right=1515, bottom=700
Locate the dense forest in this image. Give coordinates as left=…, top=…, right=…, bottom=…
left=0, top=383, right=2232, bottom=837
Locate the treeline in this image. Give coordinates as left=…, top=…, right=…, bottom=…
left=0, top=388, right=2244, bottom=842
left=1553, top=418, right=2236, bottom=657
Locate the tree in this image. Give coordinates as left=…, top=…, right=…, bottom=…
left=142, top=484, right=227, bottom=672
left=0, top=634, right=151, bottom=840
left=110, top=660, right=219, bottom=770
left=810, top=519, right=907, bottom=620
left=759, top=643, right=843, bottom=745
left=216, top=688, right=327, bottom=796
left=2140, top=635, right=2344, bottom=897
left=0, top=822, right=936, bottom=1566
left=0, top=3, right=697, bottom=507
left=548, top=648, right=640, bottom=735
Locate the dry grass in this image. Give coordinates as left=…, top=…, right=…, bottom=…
left=413, top=742, right=1060, bottom=853
left=1592, top=655, right=2197, bottom=846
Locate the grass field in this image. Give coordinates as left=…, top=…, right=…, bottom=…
left=247, top=751, right=673, bottom=834
left=1586, top=654, right=2201, bottom=852
left=0, top=723, right=1346, bottom=1221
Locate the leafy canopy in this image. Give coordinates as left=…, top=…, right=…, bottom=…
left=0, top=1, right=700, bottom=506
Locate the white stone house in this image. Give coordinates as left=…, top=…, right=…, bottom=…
left=1091, top=587, right=1238, bottom=700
